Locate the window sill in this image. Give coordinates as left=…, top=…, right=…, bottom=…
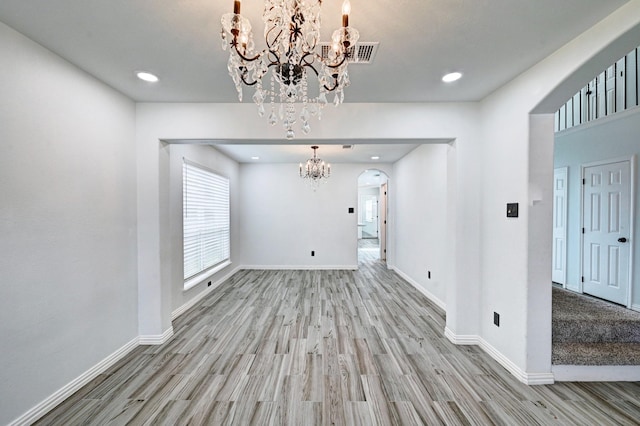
left=184, top=260, right=231, bottom=291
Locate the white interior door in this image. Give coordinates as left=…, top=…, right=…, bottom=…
left=380, top=183, right=387, bottom=261
left=582, top=160, right=631, bottom=305
left=552, top=167, right=568, bottom=286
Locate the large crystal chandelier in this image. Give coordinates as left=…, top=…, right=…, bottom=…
left=300, top=146, right=330, bottom=186
left=221, top=0, right=359, bottom=139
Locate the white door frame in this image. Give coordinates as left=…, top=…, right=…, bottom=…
left=380, top=182, right=388, bottom=261
left=579, top=155, right=636, bottom=308
left=553, top=167, right=569, bottom=287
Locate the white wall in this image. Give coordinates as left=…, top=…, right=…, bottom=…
left=555, top=108, right=640, bottom=308
left=0, top=21, right=137, bottom=425
left=168, top=144, right=241, bottom=312
left=392, top=144, right=449, bottom=306
left=480, top=91, right=535, bottom=371
left=239, top=163, right=391, bottom=268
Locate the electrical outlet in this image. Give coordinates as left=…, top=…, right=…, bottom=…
left=493, top=312, right=500, bottom=327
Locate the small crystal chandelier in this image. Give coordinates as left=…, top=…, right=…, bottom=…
left=221, top=0, right=359, bottom=140
left=300, top=146, right=331, bottom=186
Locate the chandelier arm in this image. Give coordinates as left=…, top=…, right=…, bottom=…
left=299, top=58, right=340, bottom=92
left=232, top=44, right=263, bottom=63
left=265, top=27, right=284, bottom=51
left=261, top=47, right=278, bottom=65
left=300, top=54, right=319, bottom=73
left=239, top=72, right=259, bottom=86
left=303, top=50, right=322, bottom=63
left=323, top=78, right=340, bottom=92
left=325, top=54, right=348, bottom=69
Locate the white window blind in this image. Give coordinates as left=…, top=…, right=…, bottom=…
left=183, top=160, right=230, bottom=281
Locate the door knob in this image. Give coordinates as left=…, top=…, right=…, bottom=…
left=618, top=237, right=627, bottom=243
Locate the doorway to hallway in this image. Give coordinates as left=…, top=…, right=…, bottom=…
left=357, top=169, right=389, bottom=264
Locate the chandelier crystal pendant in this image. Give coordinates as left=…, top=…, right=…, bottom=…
left=300, top=145, right=331, bottom=187
left=221, top=0, right=359, bottom=139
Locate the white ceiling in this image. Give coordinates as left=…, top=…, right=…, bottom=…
left=211, top=142, right=431, bottom=164
left=0, top=0, right=629, bottom=162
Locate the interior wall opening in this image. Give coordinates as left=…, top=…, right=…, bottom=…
left=357, top=169, right=389, bottom=265
left=537, top=26, right=640, bottom=372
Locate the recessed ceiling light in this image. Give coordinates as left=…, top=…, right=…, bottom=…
left=371, top=156, right=380, bottom=160
left=251, top=156, right=260, bottom=160
left=136, top=71, right=159, bottom=82
left=442, top=72, right=462, bottom=83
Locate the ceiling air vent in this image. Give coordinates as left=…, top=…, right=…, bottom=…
left=319, top=42, right=379, bottom=64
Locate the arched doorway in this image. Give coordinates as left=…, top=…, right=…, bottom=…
left=357, top=169, right=389, bottom=264
left=529, top=21, right=640, bottom=380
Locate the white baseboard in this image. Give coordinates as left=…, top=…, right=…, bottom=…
left=477, top=337, right=554, bottom=385
left=444, top=328, right=554, bottom=385
left=139, top=326, right=174, bottom=345
left=552, top=365, right=640, bottom=382
left=631, top=303, right=640, bottom=313
left=389, top=266, right=446, bottom=311
left=520, top=372, right=556, bottom=385
left=444, top=327, right=478, bottom=345
left=242, top=265, right=358, bottom=270
left=172, top=265, right=242, bottom=321
left=8, top=337, right=139, bottom=426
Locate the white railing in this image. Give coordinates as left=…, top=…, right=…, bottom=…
left=555, top=46, right=639, bottom=132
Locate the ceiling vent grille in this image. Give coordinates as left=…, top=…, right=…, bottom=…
left=319, top=42, right=379, bottom=64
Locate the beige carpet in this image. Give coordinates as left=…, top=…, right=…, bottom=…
left=552, top=287, right=640, bottom=365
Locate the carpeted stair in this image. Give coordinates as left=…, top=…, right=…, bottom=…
left=552, top=287, right=640, bottom=365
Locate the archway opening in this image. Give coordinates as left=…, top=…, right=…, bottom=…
left=529, top=21, right=640, bottom=377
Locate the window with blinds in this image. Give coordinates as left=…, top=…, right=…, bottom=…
left=183, top=161, right=230, bottom=281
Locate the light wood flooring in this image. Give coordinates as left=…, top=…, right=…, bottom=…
left=37, top=258, right=640, bottom=425
left=358, top=238, right=380, bottom=264
left=358, top=238, right=380, bottom=250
